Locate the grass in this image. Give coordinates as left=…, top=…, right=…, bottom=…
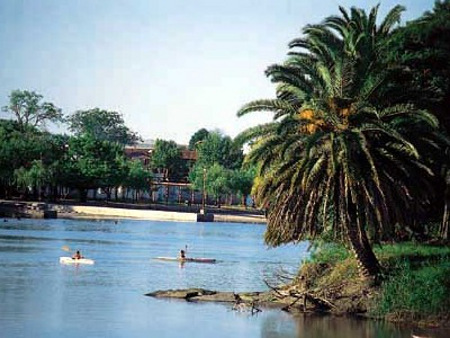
left=308, top=242, right=351, bottom=264
left=304, top=241, right=450, bottom=320
left=302, top=242, right=357, bottom=287
left=374, top=260, right=450, bottom=317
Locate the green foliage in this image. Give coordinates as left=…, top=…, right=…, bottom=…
left=189, top=131, right=246, bottom=201
left=386, top=0, right=450, bottom=132
left=305, top=241, right=450, bottom=317
left=374, top=260, right=450, bottom=317
left=188, top=165, right=204, bottom=191
left=374, top=242, right=450, bottom=262
left=189, top=163, right=230, bottom=198
left=228, top=166, right=256, bottom=203
left=2, top=90, right=62, bottom=130
left=237, top=4, right=449, bottom=279
left=205, top=163, right=231, bottom=198
left=60, top=135, right=128, bottom=193
left=126, top=160, right=152, bottom=192
left=195, top=131, right=243, bottom=170
left=151, top=139, right=187, bottom=181
left=384, top=1, right=450, bottom=240
left=308, top=242, right=351, bottom=265
left=188, top=128, right=209, bottom=150
left=189, top=162, right=256, bottom=204
left=14, top=160, right=50, bottom=189
left=0, top=120, right=58, bottom=189
left=66, top=108, right=140, bottom=145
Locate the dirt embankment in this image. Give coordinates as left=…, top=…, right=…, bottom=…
left=145, top=266, right=372, bottom=316
left=146, top=262, right=450, bottom=328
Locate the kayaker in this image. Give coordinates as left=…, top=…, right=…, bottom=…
left=179, top=249, right=186, bottom=259
left=72, top=250, right=83, bottom=260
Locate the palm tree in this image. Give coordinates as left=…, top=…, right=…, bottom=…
left=237, top=5, right=447, bottom=281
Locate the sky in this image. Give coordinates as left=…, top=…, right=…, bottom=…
left=0, top=0, right=436, bottom=145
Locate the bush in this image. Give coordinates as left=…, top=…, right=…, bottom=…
left=374, top=259, right=450, bottom=317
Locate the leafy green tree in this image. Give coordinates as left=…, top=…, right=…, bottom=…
left=205, top=164, right=230, bottom=204
left=189, top=163, right=230, bottom=205
left=151, top=139, right=187, bottom=181
left=125, top=160, right=152, bottom=202
left=237, top=5, right=448, bottom=281
left=14, top=160, right=50, bottom=200
left=195, top=131, right=243, bottom=170
left=2, top=90, right=62, bottom=131
left=386, top=0, right=450, bottom=132
left=60, top=135, right=127, bottom=201
left=66, top=108, right=140, bottom=145
left=386, top=0, right=450, bottom=239
left=189, top=131, right=245, bottom=204
left=0, top=119, right=60, bottom=198
left=0, top=120, right=22, bottom=195
left=228, top=166, right=256, bottom=206
left=188, top=128, right=210, bottom=150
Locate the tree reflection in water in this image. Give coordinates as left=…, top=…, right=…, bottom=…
left=260, top=313, right=450, bottom=338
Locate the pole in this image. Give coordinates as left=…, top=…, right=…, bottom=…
left=202, top=168, right=207, bottom=214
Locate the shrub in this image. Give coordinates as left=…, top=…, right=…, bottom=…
left=374, top=260, right=450, bottom=317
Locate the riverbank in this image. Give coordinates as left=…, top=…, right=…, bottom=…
left=0, top=199, right=266, bottom=224
left=292, top=242, right=450, bottom=327
left=147, top=242, right=450, bottom=330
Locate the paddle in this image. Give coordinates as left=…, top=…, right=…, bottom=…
left=62, top=245, right=85, bottom=259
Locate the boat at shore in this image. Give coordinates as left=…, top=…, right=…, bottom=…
left=155, top=256, right=216, bottom=264
left=60, top=256, right=95, bottom=265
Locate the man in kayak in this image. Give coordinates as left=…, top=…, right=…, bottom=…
left=72, top=250, right=83, bottom=260
left=179, top=249, right=186, bottom=259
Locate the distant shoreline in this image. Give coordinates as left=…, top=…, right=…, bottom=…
left=0, top=199, right=266, bottom=224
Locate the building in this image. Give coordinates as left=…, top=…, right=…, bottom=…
left=124, top=139, right=199, bottom=203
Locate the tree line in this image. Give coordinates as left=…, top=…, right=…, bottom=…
left=0, top=91, right=254, bottom=205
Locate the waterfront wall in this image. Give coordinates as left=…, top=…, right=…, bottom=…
left=1, top=200, right=266, bottom=224
left=51, top=204, right=197, bottom=222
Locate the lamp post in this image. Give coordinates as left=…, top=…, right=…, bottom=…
left=202, top=168, right=207, bottom=214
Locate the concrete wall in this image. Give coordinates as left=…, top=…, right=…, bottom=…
left=52, top=204, right=197, bottom=222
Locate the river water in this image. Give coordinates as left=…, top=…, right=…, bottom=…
left=0, top=218, right=444, bottom=337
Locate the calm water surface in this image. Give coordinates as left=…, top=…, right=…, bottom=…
left=0, top=218, right=444, bottom=337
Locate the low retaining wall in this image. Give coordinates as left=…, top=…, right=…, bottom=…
left=51, top=204, right=197, bottom=222
left=1, top=200, right=266, bottom=224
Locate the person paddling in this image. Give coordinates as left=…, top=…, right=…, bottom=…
left=72, top=250, right=83, bottom=260
left=179, top=249, right=186, bottom=259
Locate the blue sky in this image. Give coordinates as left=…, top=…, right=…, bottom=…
left=0, top=0, right=435, bottom=144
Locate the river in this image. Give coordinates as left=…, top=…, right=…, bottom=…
left=0, top=218, right=443, bottom=337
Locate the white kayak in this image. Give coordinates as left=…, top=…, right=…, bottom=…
left=60, top=256, right=95, bottom=265
left=155, top=256, right=216, bottom=264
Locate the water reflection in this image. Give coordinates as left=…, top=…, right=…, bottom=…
left=289, top=315, right=407, bottom=338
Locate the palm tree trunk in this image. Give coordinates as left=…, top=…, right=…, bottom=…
left=441, top=186, right=449, bottom=240
left=347, top=226, right=381, bottom=283
left=441, top=170, right=450, bottom=241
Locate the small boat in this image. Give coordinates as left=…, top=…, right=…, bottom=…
left=155, top=256, right=216, bottom=264
left=59, top=256, right=95, bottom=265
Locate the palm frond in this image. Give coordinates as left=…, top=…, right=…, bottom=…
left=378, top=5, right=405, bottom=36
left=237, top=99, right=295, bottom=117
